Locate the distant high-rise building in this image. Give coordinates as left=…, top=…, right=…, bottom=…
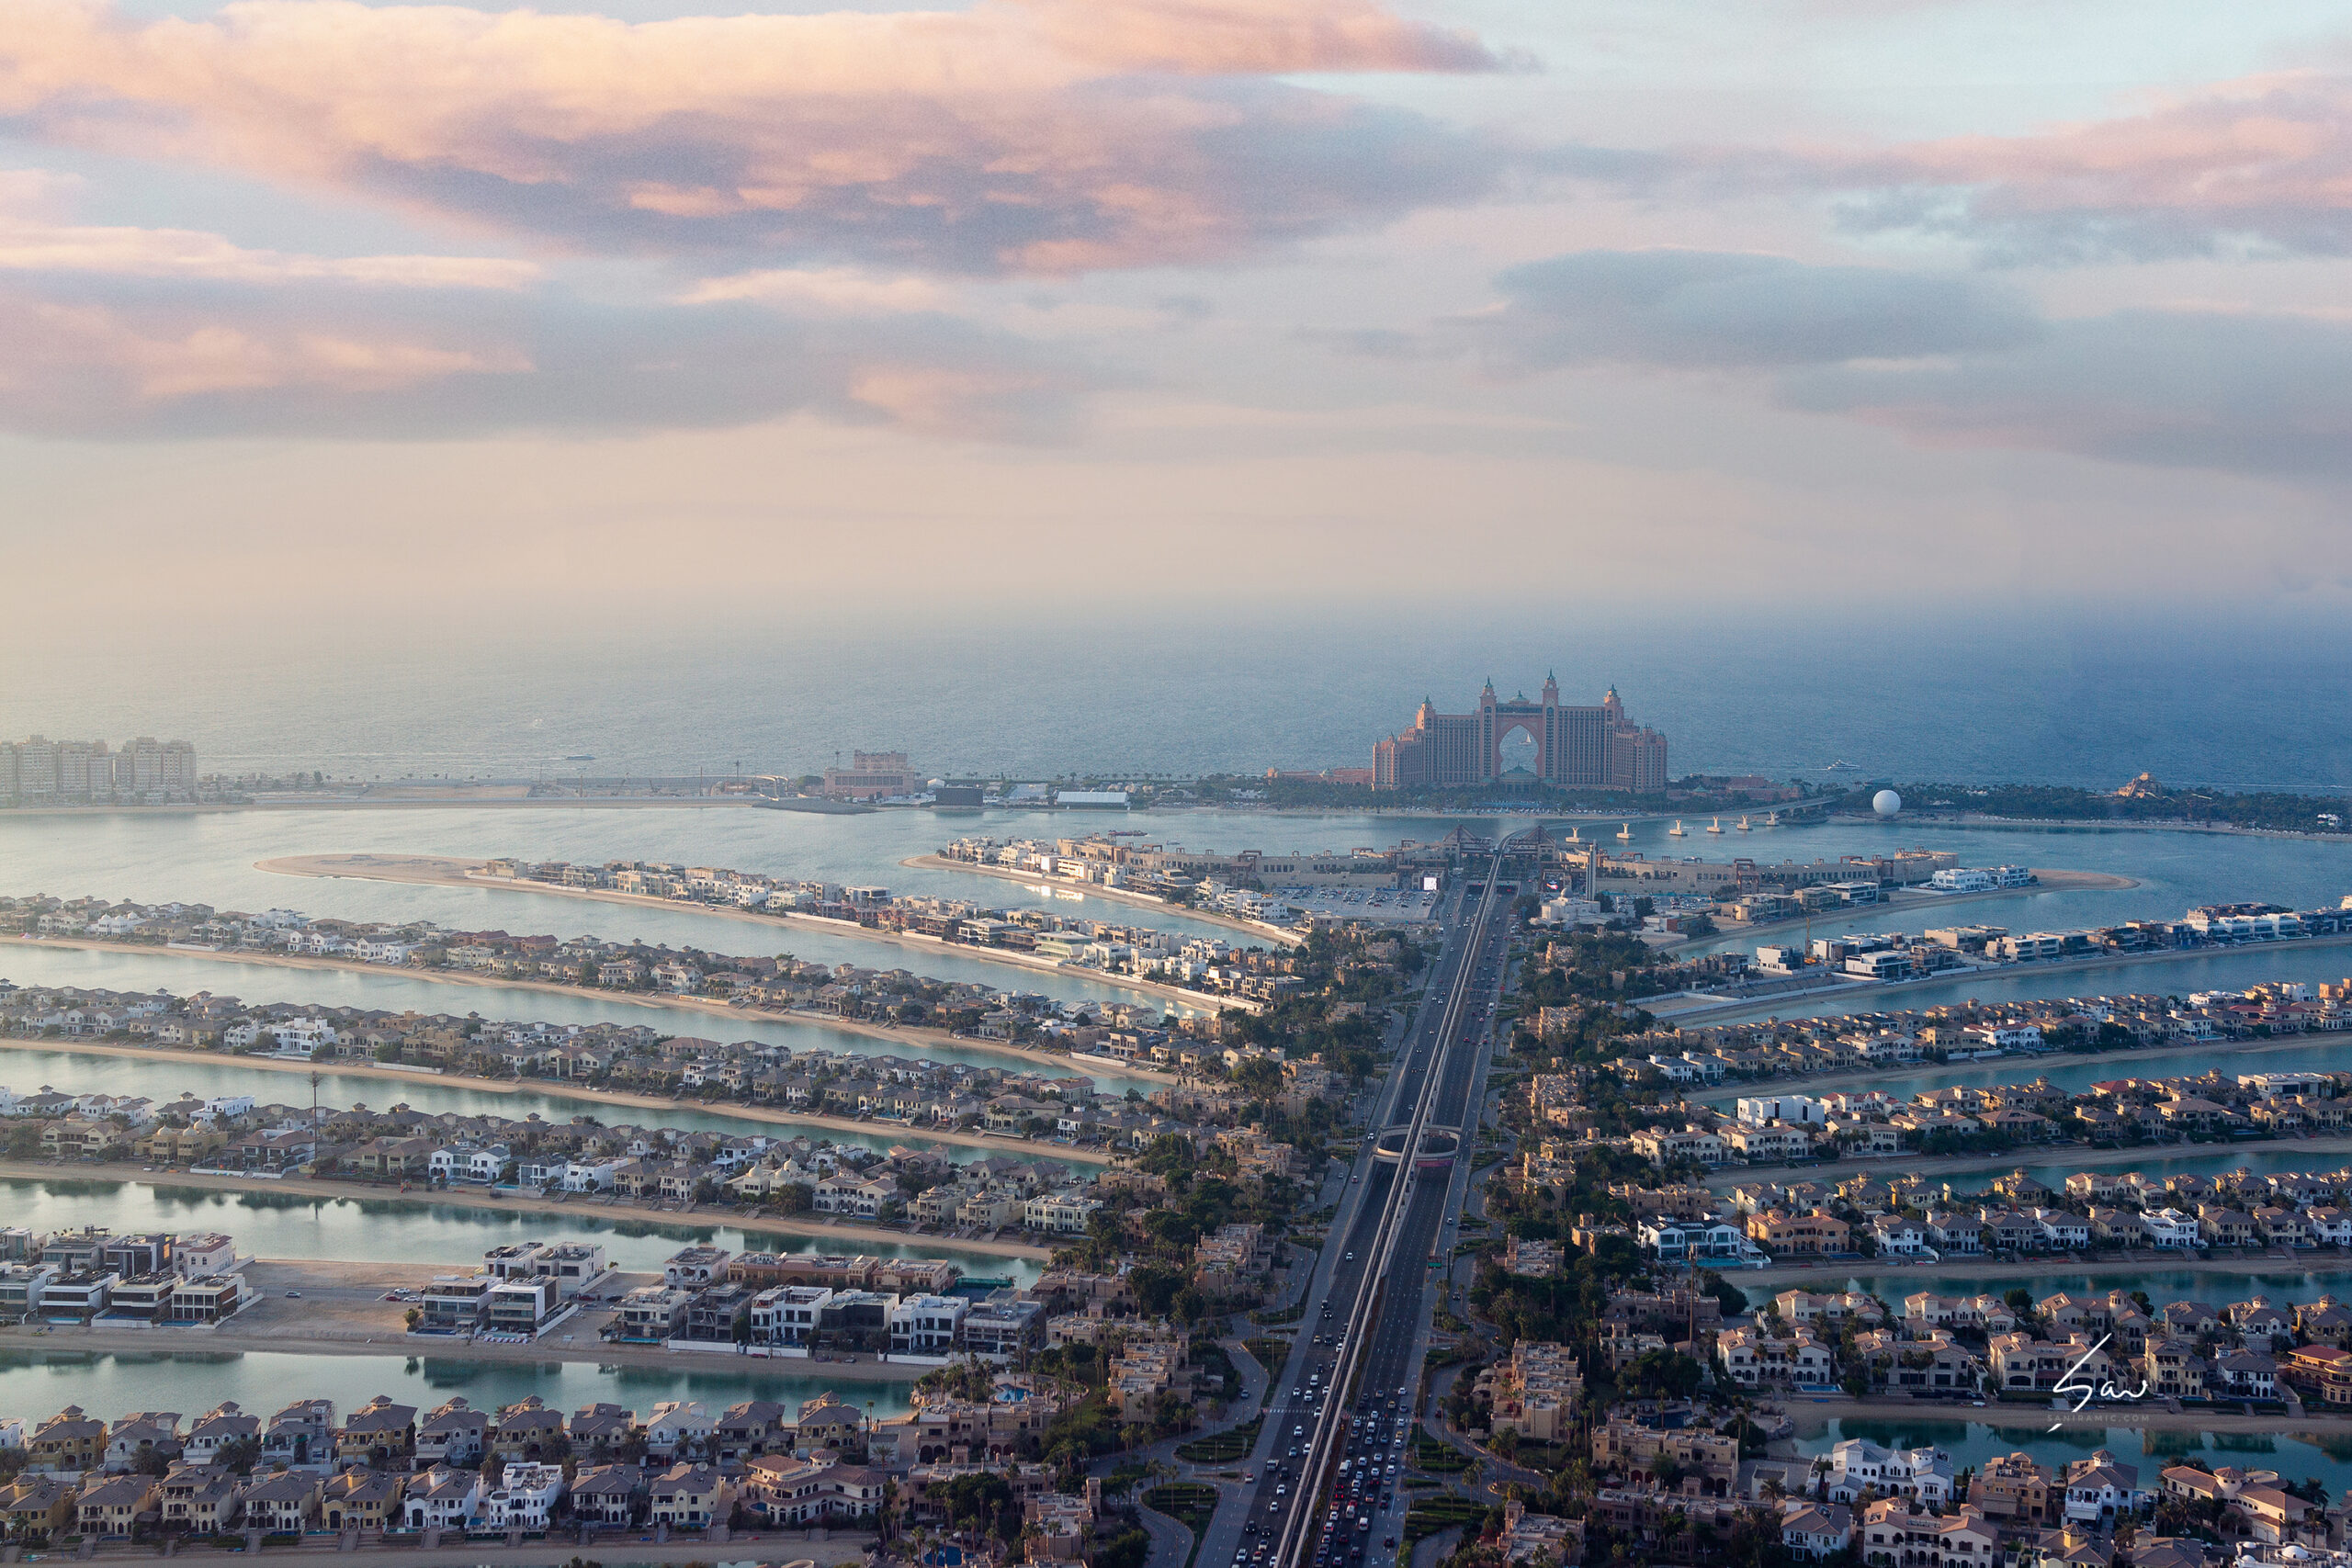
left=160, top=739, right=198, bottom=796
left=1374, top=676, right=1667, bottom=792
left=2, top=734, right=198, bottom=802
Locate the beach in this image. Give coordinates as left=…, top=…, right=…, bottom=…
left=1651, top=923, right=2352, bottom=1024
left=10, top=928, right=1178, bottom=1087
left=258, top=853, right=1260, bottom=1015
left=900, top=852, right=1306, bottom=946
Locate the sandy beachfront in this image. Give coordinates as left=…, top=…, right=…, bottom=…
left=1652, top=911, right=2352, bottom=1026
left=258, top=853, right=1257, bottom=1016
left=13, top=926, right=1178, bottom=1088
left=900, top=852, right=1306, bottom=946
left=1650, top=864, right=2139, bottom=964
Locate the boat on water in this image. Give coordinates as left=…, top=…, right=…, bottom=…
left=563, top=754, right=595, bottom=761
left=1706, top=817, right=1724, bottom=834
left=1615, top=823, right=1632, bottom=840
left=1765, top=810, right=1781, bottom=827
left=1736, top=816, right=1752, bottom=831
left=1822, top=760, right=1858, bottom=772
left=1566, top=827, right=1580, bottom=841
left=1668, top=820, right=1686, bottom=837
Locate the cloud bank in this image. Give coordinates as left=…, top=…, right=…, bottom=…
left=0, top=0, right=1505, bottom=274
left=1457, top=247, right=2352, bottom=479
left=1857, top=70, right=2352, bottom=261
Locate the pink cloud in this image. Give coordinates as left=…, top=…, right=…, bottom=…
left=0, top=208, right=540, bottom=289
left=0, top=287, right=528, bottom=417
left=0, top=265, right=1101, bottom=441
left=1004, top=0, right=1498, bottom=74
left=1854, top=69, right=2352, bottom=257
left=0, top=0, right=1501, bottom=273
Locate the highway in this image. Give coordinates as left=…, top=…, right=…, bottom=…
left=1195, top=840, right=1522, bottom=1568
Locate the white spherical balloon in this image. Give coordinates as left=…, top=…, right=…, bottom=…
left=1872, top=789, right=1903, bottom=817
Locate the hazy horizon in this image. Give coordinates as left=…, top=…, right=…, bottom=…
left=10, top=607, right=2351, bottom=791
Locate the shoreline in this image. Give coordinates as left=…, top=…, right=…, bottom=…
left=1733, top=1250, right=2352, bottom=1290
left=0, top=796, right=776, bottom=817
left=1691, top=1029, right=2352, bottom=1111
left=1833, top=810, right=2352, bottom=845
left=900, top=853, right=1305, bottom=947
left=1657, top=865, right=2139, bottom=961
left=9, top=931, right=1178, bottom=1088
left=258, top=853, right=1258, bottom=1017
left=0, top=1320, right=940, bottom=1380
left=1652, top=927, right=2352, bottom=1025
left=0, top=1156, right=1056, bottom=1259
left=0, top=1035, right=1113, bottom=1167
left=1701, top=1128, right=2352, bottom=1194
left=13, top=795, right=2349, bottom=843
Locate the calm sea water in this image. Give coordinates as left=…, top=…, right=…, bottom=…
left=8, top=611, right=2352, bottom=790
left=0, top=1348, right=915, bottom=1428
left=0, top=1176, right=1040, bottom=1284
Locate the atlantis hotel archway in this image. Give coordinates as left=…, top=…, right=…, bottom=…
left=1373, top=674, right=1668, bottom=791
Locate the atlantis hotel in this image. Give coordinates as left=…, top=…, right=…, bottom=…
left=1373, top=677, right=1668, bottom=792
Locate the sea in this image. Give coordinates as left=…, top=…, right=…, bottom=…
left=6, top=611, right=2352, bottom=1432
left=6, top=608, right=2352, bottom=791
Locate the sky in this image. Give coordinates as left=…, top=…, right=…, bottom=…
left=8, top=0, right=2352, bottom=621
